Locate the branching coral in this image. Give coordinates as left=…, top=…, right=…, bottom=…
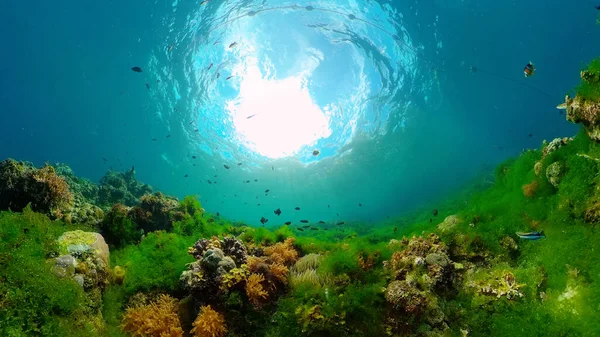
left=120, top=294, right=184, bottom=337
left=246, top=273, right=269, bottom=306
left=263, top=238, right=298, bottom=266
left=269, top=263, right=289, bottom=284
left=190, top=305, right=228, bottom=337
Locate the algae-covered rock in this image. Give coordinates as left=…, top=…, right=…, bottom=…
left=561, top=94, right=600, bottom=141
left=57, top=230, right=109, bottom=266
left=98, top=166, right=153, bottom=208
left=203, top=248, right=226, bottom=270
left=542, top=137, right=572, bottom=158
left=437, top=215, right=461, bottom=233
left=546, top=161, right=562, bottom=188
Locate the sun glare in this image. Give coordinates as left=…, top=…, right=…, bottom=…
left=229, top=62, right=331, bottom=159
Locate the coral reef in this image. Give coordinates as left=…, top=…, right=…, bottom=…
left=120, top=294, right=184, bottom=337
left=98, top=166, right=153, bottom=208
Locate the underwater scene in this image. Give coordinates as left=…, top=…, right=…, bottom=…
left=1, top=0, right=600, bottom=336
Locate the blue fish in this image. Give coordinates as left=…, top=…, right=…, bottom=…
left=516, top=230, right=545, bottom=240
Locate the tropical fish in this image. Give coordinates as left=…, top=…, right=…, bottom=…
left=295, top=207, right=300, bottom=210
left=260, top=216, right=268, bottom=225
left=312, top=150, right=320, bottom=156
left=274, top=208, right=281, bottom=216
left=523, top=61, right=535, bottom=78
left=516, top=230, right=545, bottom=240
left=224, top=164, right=230, bottom=169
left=131, top=66, right=142, bottom=72
left=300, top=220, right=309, bottom=223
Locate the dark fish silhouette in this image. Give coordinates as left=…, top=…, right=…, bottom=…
left=310, top=228, right=319, bottom=231
left=274, top=208, right=281, bottom=216
left=229, top=42, right=238, bottom=48
left=238, top=162, right=242, bottom=166
left=246, top=180, right=250, bottom=183
left=312, top=150, right=320, bottom=156
left=208, top=180, right=212, bottom=184
left=358, top=203, right=362, bottom=207
left=194, top=129, right=199, bottom=132
left=297, top=227, right=304, bottom=231
left=184, top=174, right=188, bottom=178
left=254, top=179, right=258, bottom=182
left=131, top=66, right=142, bottom=72
left=224, top=165, right=230, bottom=169
left=257, top=203, right=261, bottom=206
left=226, top=75, right=233, bottom=80
left=432, top=209, right=438, bottom=216
left=318, top=221, right=325, bottom=224
left=192, top=156, right=197, bottom=159
left=302, top=225, right=310, bottom=228
left=328, top=204, right=330, bottom=208
left=145, top=83, right=150, bottom=89
left=260, top=216, right=268, bottom=224
left=265, top=189, right=270, bottom=193
left=207, top=63, right=213, bottom=70
left=216, top=72, right=220, bottom=79
left=216, top=212, right=220, bottom=216
left=272, top=166, right=274, bottom=171
left=152, top=138, right=157, bottom=141
left=336, top=222, right=345, bottom=226
left=300, top=220, right=309, bottom=223
left=285, top=221, right=291, bottom=225
left=295, top=207, right=300, bottom=210
left=247, top=114, right=257, bottom=119
left=166, top=135, right=171, bottom=138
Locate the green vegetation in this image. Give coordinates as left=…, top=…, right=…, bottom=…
left=575, top=57, right=600, bottom=100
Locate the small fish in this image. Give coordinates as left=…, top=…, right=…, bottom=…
left=312, top=150, right=320, bottom=156
left=208, top=218, right=215, bottom=223
left=257, top=203, right=261, bottom=206
left=189, top=120, right=194, bottom=125
left=200, top=0, right=209, bottom=5
left=207, top=180, right=212, bottom=184
left=300, top=220, right=309, bottom=223
left=168, top=44, right=174, bottom=52
left=318, top=221, right=325, bottom=224
left=430, top=218, right=432, bottom=223
left=297, top=227, right=304, bottom=231
left=254, top=179, right=258, bottom=182
left=131, top=66, right=143, bottom=72
left=216, top=212, right=220, bottom=216
left=336, top=213, right=339, bottom=216
left=145, top=83, right=150, bottom=89
left=102, top=157, right=107, bottom=162
left=214, top=175, right=218, bottom=177
left=516, top=230, right=546, bottom=240
left=432, top=209, right=438, bottom=216
left=166, top=134, right=171, bottom=138
left=596, top=5, right=600, bottom=10
left=328, top=204, right=330, bottom=208
left=192, top=156, right=197, bottom=159
left=224, top=164, right=230, bottom=169
left=265, top=189, right=270, bottom=193
left=246, top=180, right=250, bottom=183
left=358, top=203, right=362, bottom=207
left=213, top=40, right=220, bottom=45
left=237, top=162, right=242, bottom=166
left=302, top=225, right=310, bottom=228
left=285, top=221, right=291, bottom=225
left=310, top=228, right=319, bottom=231
left=226, top=75, right=234, bottom=80
left=229, top=42, right=238, bottom=48
left=524, top=61, right=535, bottom=78
left=274, top=208, right=281, bottom=216
left=152, top=138, right=157, bottom=141
left=528, top=133, right=533, bottom=138
left=295, top=207, right=300, bottom=210
left=272, top=165, right=274, bottom=171
left=216, top=72, right=221, bottom=79
left=194, top=129, right=199, bottom=132
left=336, top=222, right=345, bottom=226
left=247, top=114, right=257, bottom=119
left=393, top=227, right=397, bottom=233
left=184, top=174, right=189, bottom=178
left=207, top=63, right=213, bottom=70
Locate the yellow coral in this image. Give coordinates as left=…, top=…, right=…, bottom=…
left=263, top=238, right=298, bottom=266
left=220, top=265, right=250, bottom=291
left=120, top=294, right=184, bottom=337
left=246, top=273, right=268, bottom=306
left=190, top=305, right=228, bottom=337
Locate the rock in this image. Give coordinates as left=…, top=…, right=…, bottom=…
left=534, top=161, right=543, bottom=176
left=546, top=162, right=562, bottom=188
left=542, top=138, right=572, bottom=158
left=202, top=248, right=225, bottom=270
left=563, top=94, right=600, bottom=141
left=53, top=254, right=77, bottom=278
left=425, top=253, right=449, bottom=267
left=74, top=275, right=85, bottom=287
left=58, top=230, right=110, bottom=266
left=437, top=215, right=461, bottom=233
left=217, top=256, right=236, bottom=275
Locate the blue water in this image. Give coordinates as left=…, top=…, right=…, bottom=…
left=0, top=0, right=596, bottom=226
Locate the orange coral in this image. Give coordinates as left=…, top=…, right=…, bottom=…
left=190, top=305, right=228, bottom=337
left=32, top=165, right=74, bottom=211
left=246, top=273, right=268, bottom=306
left=263, top=238, right=298, bottom=266
left=269, top=263, right=289, bottom=284
left=522, top=180, right=539, bottom=197
left=121, top=294, right=184, bottom=337
left=246, top=256, right=267, bottom=274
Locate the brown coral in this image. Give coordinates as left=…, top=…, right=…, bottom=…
left=32, top=164, right=74, bottom=214
left=522, top=180, right=539, bottom=197
left=190, top=305, right=228, bottom=337
left=246, top=273, right=269, bottom=306
left=120, top=294, right=184, bottom=337
left=263, top=238, right=298, bottom=266
left=269, top=263, right=289, bottom=284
